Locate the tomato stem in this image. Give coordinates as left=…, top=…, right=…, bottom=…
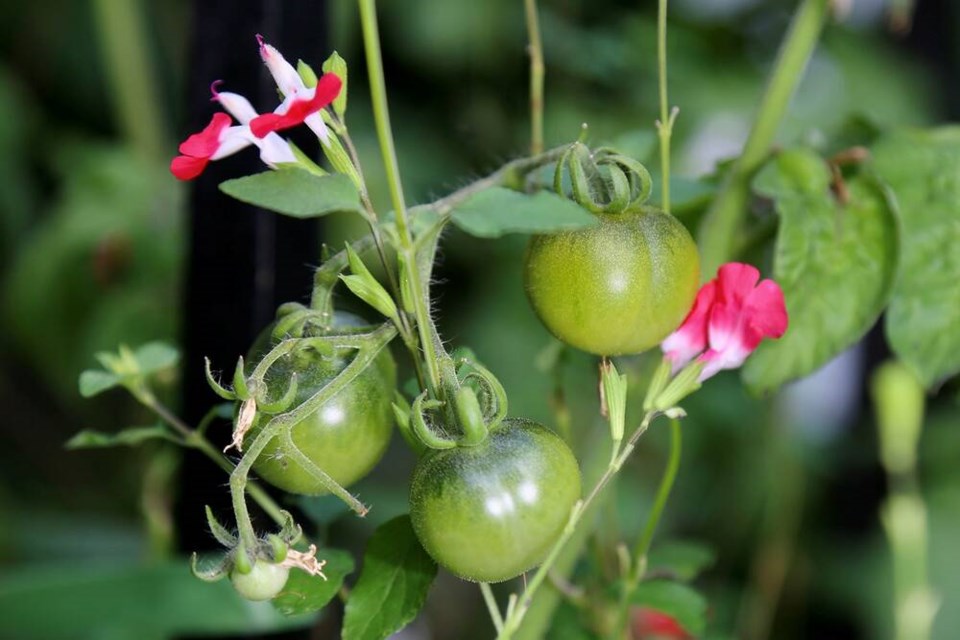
left=697, top=0, right=830, bottom=276
left=480, top=582, right=505, bottom=634
left=608, top=418, right=683, bottom=639
left=655, top=0, right=677, bottom=215
left=524, top=0, right=545, bottom=156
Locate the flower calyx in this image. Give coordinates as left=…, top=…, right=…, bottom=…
left=554, top=143, right=653, bottom=215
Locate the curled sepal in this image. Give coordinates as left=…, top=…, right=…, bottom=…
left=272, top=305, right=316, bottom=341
left=205, top=505, right=238, bottom=547
left=392, top=392, right=426, bottom=456
left=411, top=392, right=456, bottom=450
left=204, top=358, right=237, bottom=400
left=457, top=359, right=508, bottom=433
left=257, top=373, right=299, bottom=414
left=276, top=509, right=303, bottom=545
left=594, top=151, right=653, bottom=210
left=232, top=357, right=250, bottom=400
left=454, top=386, right=487, bottom=446
left=267, top=534, right=289, bottom=563
left=190, top=552, right=231, bottom=582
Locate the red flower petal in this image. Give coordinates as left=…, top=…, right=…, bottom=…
left=178, top=112, right=233, bottom=157
left=661, top=280, right=715, bottom=367
left=632, top=608, right=688, bottom=639
left=249, top=73, right=342, bottom=138
left=170, top=154, right=210, bottom=180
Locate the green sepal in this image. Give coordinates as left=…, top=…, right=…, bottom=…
left=205, top=505, right=238, bottom=548
left=232, top=357, right=250, bottom=400
left=232, top=544, right=253, bottom=575
left=643, top=357, right=673, bottom=412
left=296, top=59, right=318, bottom=88
left=321, top=51, right=348, bottom=116
left=190, top=552, right=231, bottom=582
left=601, top=360, right=628, bottom=443
left=411, top=392, right=456, bottom=450
left=204, top=357, right=237, bottom=401
left=267, top=534, right=288, bottom=563
left=454, top=386, right=487, bottom=446
left=393, top=392, right=426, bottom=456
left=257, top=373, right=299, bottom=414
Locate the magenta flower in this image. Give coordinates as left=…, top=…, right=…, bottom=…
left=661, top=262, right=788, bottom=380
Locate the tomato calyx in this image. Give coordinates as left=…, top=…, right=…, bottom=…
left=554, top=142, right=653, bottom=215
left=398, top=352, right=509, bottom=452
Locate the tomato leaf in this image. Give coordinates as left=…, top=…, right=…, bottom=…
left=272, top=548, right=355, bottom=616
left=450, top=187, right=598, bottom=237
left=630, top=580, right=708, bottom=636
left=647, top=540, right=716, bottom=582
left=342, top=515, right=437, bottom=640
left=741, top=148, right=899, bottom=393
left=65, top=425, right=178, bottom=449
left=78, top=369, right=121, bottom=397
left=219, top=170, right=362, bottom=218
left=871, top=127, right=960, bottom=388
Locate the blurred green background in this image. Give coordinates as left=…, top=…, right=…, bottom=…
left=0, top=0, right=958, bottom=638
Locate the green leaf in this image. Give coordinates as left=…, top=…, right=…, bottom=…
left=872, top=127, right=960, bottom=387
left=647, top=540, right=716, bottom=582
left=0, top=561, right=311, bottom=638
left=65, top=425, right=179, bottom=449
left=742, top=148, right=899, bottom=393
left=219, top=170, right=362, bottom=219
left=342, top=515, right=437, bottom=640
left=272, top=548, right=355, bottom=616
left=78, top=369, right=120, bottom=397
left=631, top=580, right=708, bottom=636
left=133, top=341, right=179, bottom=374
left=450, top=187, right=598, bottom=238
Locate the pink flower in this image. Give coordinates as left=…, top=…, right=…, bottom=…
left=169, top=84, right=297, bottom=181
left=661, top=262, right=788, bottom=380
left=249, top=35, right=341, bottom=142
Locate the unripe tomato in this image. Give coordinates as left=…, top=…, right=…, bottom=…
left=230, top=558, right=289, bottom=601
left=524, top=209, right=700, bottom=355
left=247, top=312, right=396, bottom=495
left=409, top=418, right=581, bottom=583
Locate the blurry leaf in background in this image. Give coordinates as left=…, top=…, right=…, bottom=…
left=872, top=127, right=960, bottom=388
left=647, top=540, right=716, bottom=582
left=65, top=425, right=177, bottom=449
left=342, top=515, right=437, bottom=640
left=0, top=65, right=39, bottom=263
left=273, top=548, right=355, bottom=616
left=630, top=579, right=708, bottom=636
left=2, top=140, right=182, bottom=400
left=742, top=148, right=898, bottom=393
left=0, top=560, right=312, bottom=639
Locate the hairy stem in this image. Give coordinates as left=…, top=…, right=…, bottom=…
left=697, top=0, right=829, bottom=276
left=358, top=0, right=443, bottom=396
left=524, top=0, right=545, bottom=155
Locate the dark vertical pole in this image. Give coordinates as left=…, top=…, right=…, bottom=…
left=175, top=2, right=327, bottom=638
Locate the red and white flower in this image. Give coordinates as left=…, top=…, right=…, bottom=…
left=170, top=85, right=297, bottom=181
left=249, top=35, right=342, bottom=142
left=170, top=36, right=342, bottom=181
left=661, top=262, right=788, bottom=380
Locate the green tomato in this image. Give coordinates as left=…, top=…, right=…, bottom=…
left=524, top=208, right=700, bottom=355
left=247, top=312, right=396, bottom=495
left=230, top=558, right=289, bottom=601
left=409, top=418, right=581, bottom=583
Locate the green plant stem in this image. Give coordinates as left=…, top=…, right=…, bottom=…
left=524, top=0, right=545, bottom=155
left=358, top=0, right=443, bottom=396
left=655, top=0, right=676, bottom=215
left=141, top=395, right=286, bottom=527
left=498, top=411, right=660, bottom=640
left=481, top=583, right=505, bottom=634
left=91, top=0, right=167, bottom=163
left=609, top=419, right=683, bottom=639
left=696, top=0, right=829, bottom=276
